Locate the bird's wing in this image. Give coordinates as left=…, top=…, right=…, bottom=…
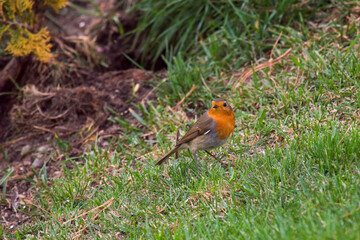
left=177, top=112, right=214, bottom=145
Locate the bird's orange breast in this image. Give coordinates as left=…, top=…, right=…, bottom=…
left=208, top=111, right=235, bottom=140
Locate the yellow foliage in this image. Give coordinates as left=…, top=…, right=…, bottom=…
left=6, top=0, right=34, bottom=21
left=0, top=0, right=68, bottom=62
left=0, top=25, right=10, bottom=40
left=8, top=0, right=33, bottom=13
left=5, top=27, right=53, bottom=62
left=44, top=0, right=68, bottom=12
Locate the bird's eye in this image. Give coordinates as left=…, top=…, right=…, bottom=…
left=223, top=102, right=227, bottom=107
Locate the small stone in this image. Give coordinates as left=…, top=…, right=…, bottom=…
left=20, top=145, right=31, bottom=156
left=37, top=145, right=51, bottom=153
left=23, top=155, right=31, bottom=166
left=32, top=158, right=44, bottom=168
left=101, top=141, right=109, bottom=147
left=53, top=171, right=63, bottom=178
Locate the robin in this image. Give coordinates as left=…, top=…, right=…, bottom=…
left=156, top=98, right=235, bottom=172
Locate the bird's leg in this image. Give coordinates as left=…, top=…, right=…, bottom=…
left=192, top=150, right=200, bottom=174
left=205, top=150, right=234, bottom=167
left=175, top=126, right=181, bottom=159
left=204, top=150, right=219, bottom=162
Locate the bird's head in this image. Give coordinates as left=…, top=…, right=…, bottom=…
left=209, top=98, right=234, bottom=116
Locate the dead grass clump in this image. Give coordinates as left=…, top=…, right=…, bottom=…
left=10, top=85, right=104, bottom=137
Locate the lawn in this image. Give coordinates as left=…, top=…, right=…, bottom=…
left=2, top=0, right=360, bottom=239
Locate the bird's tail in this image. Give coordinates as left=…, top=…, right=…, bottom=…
left=155, top=146, right=180, bottom=165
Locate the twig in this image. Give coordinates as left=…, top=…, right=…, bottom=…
left=63, top=197, right=114, bottom=225
left=173, top=85, right=198, bottom=110
left=199, top=71, right=211, bottom=92
left=338, top=122, right=354, bottom=145
left=23, top=85, right=56, bottom=97
left=8, top=171, right=34, bottom=181
left=0, top=19, right=31, bottom=30
left=71, top=198, right=114, bottom=240
left=141, top=78, right=168, bottom=104
left=82, top=127, right=100, bottom=143
left=33, top=125, right=56, bottom=134
left=156, top=208, right=166, bottom=214
left=270, top=33, right=282, bottom=60
left=175, top=127, right=181, bottom=159
left=36, top=104, right=71, bottom=120
left=234, top=48, right=292, bottom=88
left=23, top=199, right=62, bottom=224
left=269, top=32, right=283, bottom=76
left=3, top=135, right=35, bottom=147
left=292, top=0, right=311, bottom=9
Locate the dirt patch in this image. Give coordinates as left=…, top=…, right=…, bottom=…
left=0, top=68, right=158, bottom=229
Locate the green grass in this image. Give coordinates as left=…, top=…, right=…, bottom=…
left=131, top=0, right=333, bottom=67
left=3, top=0, right=360, bottom=239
